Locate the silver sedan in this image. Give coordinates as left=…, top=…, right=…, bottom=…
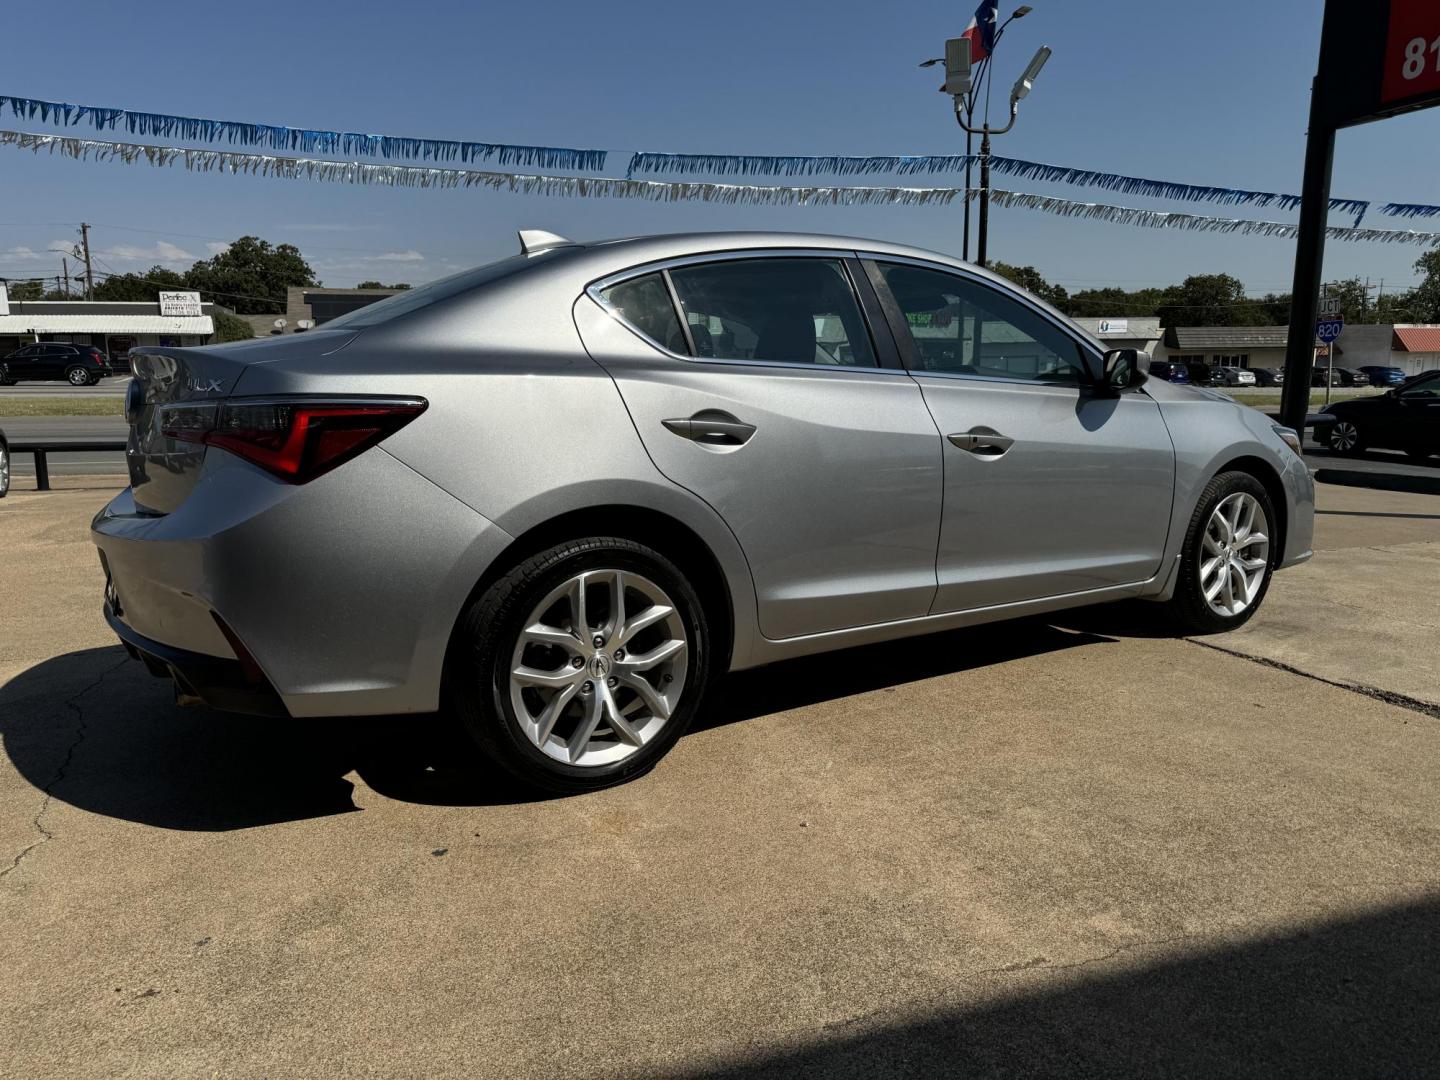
left=93, top=231, right=1314, bottom=793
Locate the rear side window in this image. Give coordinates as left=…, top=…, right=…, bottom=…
left=597, top=273, right=687, bottom=355
left=667, top=259, right=877, bottom=366
left=879, top=263, right=1088, bottom=383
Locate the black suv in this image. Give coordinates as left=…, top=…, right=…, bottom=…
left=0, top=343, right=114, bottom=386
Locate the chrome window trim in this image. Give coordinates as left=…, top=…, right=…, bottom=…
left=585, top=248, right=899, bottom=377
left=859, top=251, right=1106, bottom=386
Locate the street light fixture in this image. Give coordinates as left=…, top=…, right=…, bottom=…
left=946, top=38, right=1052, bottom=268
left=923, top=6, right=1040, bottom=265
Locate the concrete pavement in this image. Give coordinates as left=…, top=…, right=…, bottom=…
left=1, top=478, right=1437, bottom=1077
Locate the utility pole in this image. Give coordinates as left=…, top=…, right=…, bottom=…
left=62, top=257, right=71, bottom=299
left=78, top=222, right=94, bottom=300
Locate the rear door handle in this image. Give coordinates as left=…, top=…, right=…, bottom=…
left=948, top=429, right=1015, bottom=456
left=663, top=411, right=757, bottom=446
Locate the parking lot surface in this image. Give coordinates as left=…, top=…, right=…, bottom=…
left=3, top=477, right=1438, bottom=1077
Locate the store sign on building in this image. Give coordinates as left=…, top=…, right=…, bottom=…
left=1097, top=319, right=1129, bottom=336
left=158, top=290, right=203, bottom=317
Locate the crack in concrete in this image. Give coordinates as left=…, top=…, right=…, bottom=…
left=968, top=932, right=1200, bottom=980
left=823, top=932, right=1201, bottom=1033
left=0, top=657, right=128, bottom=881
left=1186, top=638, right=1440, bottom=721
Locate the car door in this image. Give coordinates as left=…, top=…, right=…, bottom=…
left=38, top=345, right=69, bottom=379
left=7, top=345, right=40, bottom=380
left=1396, top=373, right=1440, bottom=451
left=866, top=257, right=1176, bottom=612
left=574, top=251, right=943, bottom=640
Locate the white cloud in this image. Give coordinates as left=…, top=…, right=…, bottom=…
left=99, top=241, right=195, bottom=264
left=371, top=250, right=425, bottom=263
left=0, top=245, right=47, bottom=262
left=275, top=222, right=382, bottom=232
left=206, top=242, right=229, bottom=256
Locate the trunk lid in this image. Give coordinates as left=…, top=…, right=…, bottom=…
left=126, top=331, right=355, bottom=513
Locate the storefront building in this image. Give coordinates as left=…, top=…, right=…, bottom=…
left=0, top=300, right=217, bottom=361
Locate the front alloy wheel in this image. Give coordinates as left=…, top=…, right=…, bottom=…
left=1328, top=420, right=1362, bottom=455
left=1198, top=492, right=1270, bottom=618
left=1168, top=471, right=1276, bottom=633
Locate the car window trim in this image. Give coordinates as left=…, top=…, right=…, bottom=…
left=586, top=248, right=896, bottom=376
left=859, top=253, right=1106, bottom=388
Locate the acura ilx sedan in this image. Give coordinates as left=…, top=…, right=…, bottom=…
left=93, top=230, right=1314, bottom=793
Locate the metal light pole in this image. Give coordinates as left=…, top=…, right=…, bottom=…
left=953, top=44, right=1051, bottom=267
left=922, top=6, right=1032, bottom=262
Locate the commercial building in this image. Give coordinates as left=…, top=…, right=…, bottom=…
left=1152, top=323, right=1440, bottom=375
left=1071, top=317, right=1162, bottom=356
left=235, top=286, right=402, bottom=338
left=0, top=299, right=217, bottom=359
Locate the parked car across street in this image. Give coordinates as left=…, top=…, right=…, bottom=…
left=0, top=342, right=116, bottom=386
left=1315, top=371, right=1440, bottom=459
left=91, top=230, right=1315, bottom=794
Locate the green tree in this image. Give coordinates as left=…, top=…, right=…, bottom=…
left=355, top=280, right=412, bottom=290
left=1408, top=250, right=1440, bottom=323
left=1156, top=273, right=1253, bottom=327
left=212, top=311, right=255, bottom=343
left=3, top=278, right=45, bottom=300
left=989, top=262, right=1068, bottom=309
left=184, top=237, right=320, bottom=314
left=92, top=266, right=187, bottom=301
left=1065, top=285, right=1167, bottom=318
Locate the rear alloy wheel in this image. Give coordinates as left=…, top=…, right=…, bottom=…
left=1167, top=472, right=1276, bottom=634
left=1327, top=420, right=1363, bottom=455
left=0, top=436, right=9, bottom=498
left=66, top=367, right=92, bottom=386
left=449, top=538, right=711, bottom=794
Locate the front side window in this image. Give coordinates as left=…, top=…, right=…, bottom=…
left=667, top=258, right=877, bottom=367
left=879, top=263, right=1089, bottom=383
left=1401, top=374, right=1440, bottom=399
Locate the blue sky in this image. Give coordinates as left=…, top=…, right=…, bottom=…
left=2, top=0, right=1438, bottom=297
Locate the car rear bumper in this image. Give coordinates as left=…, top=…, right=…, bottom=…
left=92, top=446, right=514, bottom=717
left=106, top=600, right=289, bottom=716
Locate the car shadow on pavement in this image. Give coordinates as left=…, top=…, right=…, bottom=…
left=698, top=617, right=1118, bottom=731
left=0, top=645, right=541, bottom=831
left=676, top=896, right=1440, bottom=1079
left=1, top=619, right=1122, bottom=829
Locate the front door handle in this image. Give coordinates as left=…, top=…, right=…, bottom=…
left=663, top=410, right=757, bottom=446
left=948, top=428, right=1015, bottom=457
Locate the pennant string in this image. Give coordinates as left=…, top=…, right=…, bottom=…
left=0, top=93, right=608, bottom=172
left=3, top=128, right=1436, bottom=248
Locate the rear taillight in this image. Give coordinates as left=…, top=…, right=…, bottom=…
left=160, top=397, right=426, bottom=483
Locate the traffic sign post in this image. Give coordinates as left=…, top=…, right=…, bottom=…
left=1281, top=0, right=1440, bottom=434
left=1316, top=314, right=1345, bottom=406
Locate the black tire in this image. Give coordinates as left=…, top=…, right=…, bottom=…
left=1166, top=471, right=1277, bottom=635
left=1326, top=419, right=1364, bottom=456
left=447, top=537, right=712, bottom=795
left=66, top=367, right=91, bottom=387
left=0, top=435, right=9, bottom=498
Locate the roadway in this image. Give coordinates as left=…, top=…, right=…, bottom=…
left=0, top=377, right=130, bottom=396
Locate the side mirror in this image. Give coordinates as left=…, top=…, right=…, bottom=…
left=1098, top=349, right=1147, bottom=395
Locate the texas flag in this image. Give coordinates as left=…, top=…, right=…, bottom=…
left=961, top=0, right=1000, bottom=63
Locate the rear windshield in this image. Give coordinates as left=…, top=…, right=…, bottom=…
left=322, top=248, right=579, bottom=330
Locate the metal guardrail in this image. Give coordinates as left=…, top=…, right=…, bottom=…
left=9, top=439, right=126, bottom=491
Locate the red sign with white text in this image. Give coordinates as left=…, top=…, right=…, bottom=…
left=1382, top=0, right=1440, bottom=105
